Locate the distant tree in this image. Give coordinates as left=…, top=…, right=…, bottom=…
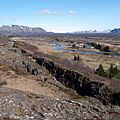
left=77, top=54, right=80, bottom=61
left=74, top=55, right=77, bottom=61
left=109, top=64, right=115, bottom=78
left=103, top=46, right=110, bottom=52
left=97, top=44, right=101, bottom=50
left=74, top=54, right=80, bottom=61
left=83, top=44, right=86, bottom=48
left=72, top=44, right=76, bottom=48
left=95, top=64, right=105, bottom=76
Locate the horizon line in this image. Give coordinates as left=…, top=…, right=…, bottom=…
left=0, top=24, right=118, bottom=33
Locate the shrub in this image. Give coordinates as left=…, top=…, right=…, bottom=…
left=109, top=64, right=120, bottom=79
left=95, top=64, right=105, bottom=76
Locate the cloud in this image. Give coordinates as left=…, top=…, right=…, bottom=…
left=68, top=10, right=76, bottom=15
left=33, top=9, right=64, bottom=16
left=33, top=9, right=76, bottom=16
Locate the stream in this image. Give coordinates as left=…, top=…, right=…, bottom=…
left=50, top=43, right=120, bottom=57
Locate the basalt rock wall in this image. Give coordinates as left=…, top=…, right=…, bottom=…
left=34, top=57, right=113, bottom=105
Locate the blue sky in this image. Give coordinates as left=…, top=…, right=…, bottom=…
left=0, top=0, right=120, bottom=32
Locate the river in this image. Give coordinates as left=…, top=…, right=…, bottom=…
left=50, top=43, right=120, bottom=57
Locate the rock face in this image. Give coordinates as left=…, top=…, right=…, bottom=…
left=34, top=57, right=115, bottom=105
left=0, top=87, right=119, bottom=120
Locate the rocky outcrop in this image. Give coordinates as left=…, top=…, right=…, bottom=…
left=7, top=41, right=39, bottom=76
left=22, top=60, right=38, bottom=76
left=34, top=56, right=114, bottom=105
left=8, top=48, right=28, bottom=55
left=111, top=92, right=120, bottom=106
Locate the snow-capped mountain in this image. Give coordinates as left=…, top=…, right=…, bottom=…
left=0, top=25, right=47, bottom=36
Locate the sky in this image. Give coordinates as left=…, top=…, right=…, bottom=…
left=0, top=0, right=120, bottom=33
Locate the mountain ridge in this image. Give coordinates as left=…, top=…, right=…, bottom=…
left=0, top=25, right=120, bottom=35
left=0, top=25, right=47, bottom=36
left=111, top=28, right=120, bottom=34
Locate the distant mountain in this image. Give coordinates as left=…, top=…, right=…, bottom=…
left=72, top=30, right=98, bottom=34
left=71, top=29, right=111, bottom=34
left=0, top=25, right=47, bottom=36
left=111, top=28, right=120, bottom=34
